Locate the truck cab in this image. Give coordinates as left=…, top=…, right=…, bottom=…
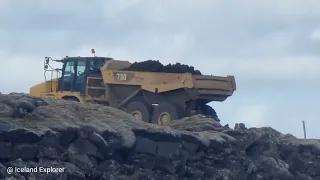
left=29, top=55, right=113, bottom=101
left=57, top=57, right=112, bottom=95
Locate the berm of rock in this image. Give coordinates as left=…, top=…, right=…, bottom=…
left=0, top=93, right=319, bottom=180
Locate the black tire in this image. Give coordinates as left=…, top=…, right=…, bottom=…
left=126, top=101, right=152, bottom=123
left=151, top=103, right=184, bottom=125
left=62, top=96, right=80, bottom=102
left=202, top=105, right=220, bottom=122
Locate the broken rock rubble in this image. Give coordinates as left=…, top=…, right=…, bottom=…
left=0, top=93, right=319, bottom=180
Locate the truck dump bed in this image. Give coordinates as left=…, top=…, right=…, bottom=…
left=99, top=60, right=236, bottom=103
left=191, top=74, right=236, bottom=101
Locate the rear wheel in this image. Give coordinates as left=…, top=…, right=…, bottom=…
left=125, top=101, right=152, bottom=123
left=151, top=103, right=184, bottom=125
left=202, top=105, right=220, bottom=122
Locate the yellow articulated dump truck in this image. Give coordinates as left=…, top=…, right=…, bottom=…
left=29, top=51, right=236, bottom=125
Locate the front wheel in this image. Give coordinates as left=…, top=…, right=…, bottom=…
left=62, top=96, right=80, bottom=102
left=125, top=101, right=152, bottom=123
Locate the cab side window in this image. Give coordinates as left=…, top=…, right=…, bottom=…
left=62, top=61, right=75, bottom=91
left=76, top=60, right=87, bottom=83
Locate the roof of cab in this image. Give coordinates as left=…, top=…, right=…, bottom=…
left=55, top=56, right=114, bottom=62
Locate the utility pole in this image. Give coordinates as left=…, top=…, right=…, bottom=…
left=302, top=120, right=307, bottom=139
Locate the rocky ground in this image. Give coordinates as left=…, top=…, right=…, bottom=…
left=0, top=93, right=319, bottom=180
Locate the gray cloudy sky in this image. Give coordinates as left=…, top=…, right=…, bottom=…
left=0, top=1, right=319, bottom=138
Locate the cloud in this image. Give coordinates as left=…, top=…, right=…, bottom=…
left=310, top=28, right=320, bottom=40
left=198, top=55, right=320, bottom=81
left=0, top=55, right=44, bottom=93
left=0, top=1, right=320, bottom=138
left=0, top=0, right=11, bottom=9
left=235, top=105, right=269, bottom=128
left=102, top=0, right=143, bottom=18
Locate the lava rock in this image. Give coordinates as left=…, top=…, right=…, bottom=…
left=0, top=93, right=319, bottom=180
left=121, top=60, right=202, bottom=75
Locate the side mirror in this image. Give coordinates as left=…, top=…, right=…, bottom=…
left=44, top=57, right=51, bottom=70
left=45, top=57, right=50, bottom=64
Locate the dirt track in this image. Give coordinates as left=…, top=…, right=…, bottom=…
left=0, top=93, right=319, bottom=180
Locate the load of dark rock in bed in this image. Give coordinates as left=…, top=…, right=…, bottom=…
left=121, top=60, right=202, bottom=75
left=0, top=93, right=319, bottom=180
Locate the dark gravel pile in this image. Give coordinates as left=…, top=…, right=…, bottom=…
left=0, top=93, right=319, bottom=180
left=121, top=60, right=202, bottom=75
